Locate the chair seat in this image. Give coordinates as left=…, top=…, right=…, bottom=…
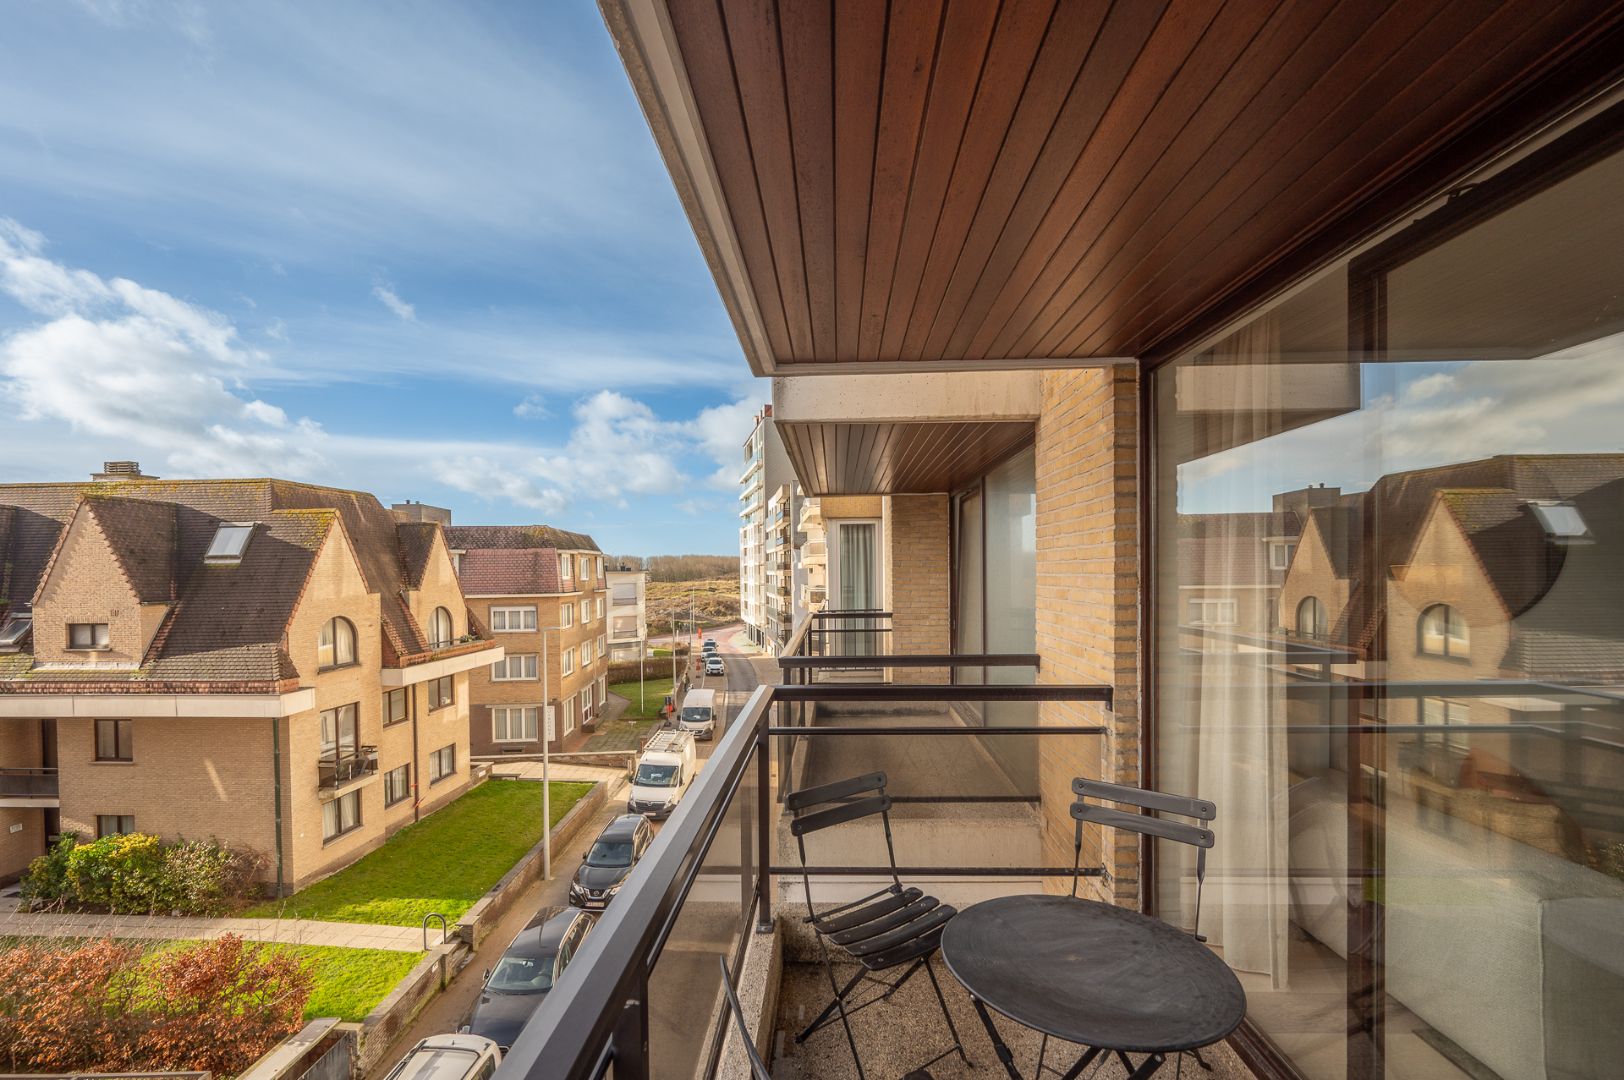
left=855, top=919, right=950, bottom=971
left=845, top=903, right=956, bottom=960
left=811, top=886, right=924, bottom=936
left=828, top=893, right=941, bottom=946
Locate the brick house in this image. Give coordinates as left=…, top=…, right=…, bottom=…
left=0, top=471, right=501, bottom=893
left=444, top=526, right=610, bottom=757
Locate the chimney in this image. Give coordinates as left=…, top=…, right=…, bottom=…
left=92, top=461, right=158, bottom=482
left=391, top=501, right=453, bottom=525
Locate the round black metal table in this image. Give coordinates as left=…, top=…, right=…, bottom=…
left=940, top=895, right=1246, bottom=1080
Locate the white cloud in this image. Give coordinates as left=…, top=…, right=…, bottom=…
left=0, top=220, right=325, bottom=477
left=513, top=393, right=548, bottom=419
left=429, top=455, right=568, bottom=515
left=371, top=282, right=416, bottom=322
left=684, top=397, right=761, bottom=489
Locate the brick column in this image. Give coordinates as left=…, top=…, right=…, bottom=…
left=1034, top=367, right=1141, bottom=904
left=882, top=494, right=951, bottom=683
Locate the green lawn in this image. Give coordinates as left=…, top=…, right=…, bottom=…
left=244, top=780, right=594, bottom=927
left=280, top=944, right=425, bottom=1021
left=610, top=675, right=676, bottom=719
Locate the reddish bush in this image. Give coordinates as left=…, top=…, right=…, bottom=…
left=0, top=935, right=312, bottom=1076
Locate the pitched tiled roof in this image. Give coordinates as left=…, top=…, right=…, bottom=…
left=458, top=548, right=563, bottom=595
left=444, top=524, right=599, bottom=552
left=397, top=522, right=441, bottom=589
left=0, top=478, right=490, bottom=692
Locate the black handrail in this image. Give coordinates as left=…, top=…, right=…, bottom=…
left=778, top=652, right=1039, bottom=669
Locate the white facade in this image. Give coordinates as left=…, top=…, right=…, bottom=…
left=605, top=568, right=647, bottom=661
left=738, top=407, right=802, bottom=654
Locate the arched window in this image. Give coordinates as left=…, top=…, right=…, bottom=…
left=429, top=606, right=454, bottom=649
left=319, top=617, right=357, bottom=670
left=1296, top=596, right=1326, bottom=640
left=1419, top=604, right=1469, bottom=657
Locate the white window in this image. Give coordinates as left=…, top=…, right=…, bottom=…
left=490, top=606, right=537, bottom=632
left=1422, top=698, right=1471, bottom=749
left=1188, top=598, right=1238, bottom=627
left=1296, top=596, right=1326, bottom=640
left=1268, top=541, right=1297, bottom=570
left=492, top=706, right=540, bottom=742
left=1419, top=604, right=1469, bottom=658
left=560, top=554, right=573, bottom=580
left=492, top=654, right=538, bottom=681
left=204, top=523, right=254, bottom=564
left=1529, top=501, right=1589, bottom=540
left=560, top=604, right=574, bottom=628
left=598, top=634, right=607, bottom=657
left=580, top=599, right=591, bottom=624
left=563, top=698, right=576, bottom=734
left=579, top=687, right=592, bottom=720
left=598, top=675, right=606, bottom=704
left=596, top=597, right=605, bottom=618
left=428, top=606, right=454, bottom=648
left=68, top=622, right=110, bottom=650
left=561, top=647, right=575, bottom=676
left=581, top=640, right=592, bottom=665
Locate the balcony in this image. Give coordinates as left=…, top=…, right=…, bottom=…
left=496, top=612, right=1111, bottom=1080
left=318, top=746, right=378, bottom=796
left=0, top=766, right=59, bottom=807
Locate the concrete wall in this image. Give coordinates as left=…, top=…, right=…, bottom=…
left=1034, top=367, right=1141, bottom=904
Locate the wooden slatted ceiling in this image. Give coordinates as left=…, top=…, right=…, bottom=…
left=660, top=0, right=1624, bottom=367
left=779, top=421, right=1034, bottom=495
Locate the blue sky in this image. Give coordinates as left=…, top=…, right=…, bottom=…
left=0, top=1, right=761, bottom=555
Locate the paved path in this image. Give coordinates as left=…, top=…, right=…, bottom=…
left=0, top=909, right=427, bottom=952
left=488, top=762, right=630, bottom=789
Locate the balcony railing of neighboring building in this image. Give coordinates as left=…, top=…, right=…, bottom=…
left=318, top=746, right=379, bottom=791
left=0, top=766, right=59, bottom=798
left=495, top=610, right=1112, bottom=1080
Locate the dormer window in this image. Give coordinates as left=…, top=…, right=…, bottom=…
left=319, top=617, right=358, bottom=670
left=204, top=523, right=255, bottom=564
left=68, top=622, right=110, bottom=650
left=428, top=606, right=454, bottom=649
left=1529, top=501, right=1589, bottom=542
left=561, top=554, right=574, bottom=580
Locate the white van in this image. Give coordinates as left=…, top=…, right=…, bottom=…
left=383, top=1034, right=500, bottom=1080
left=628, top=729, right=698, bottom=819
left=678, top=687, right=717, bottom=740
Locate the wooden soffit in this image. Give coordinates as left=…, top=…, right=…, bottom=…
left=779, top=420, right=1033, bottom=495
left=603, top=0, right=1624, bottom=375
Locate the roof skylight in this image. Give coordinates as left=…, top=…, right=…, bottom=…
left=0, top=611, right=31, bottom=650
left=1528, top=501, right=1590, bottom=541
left=205, top=523, right=256, bottom=563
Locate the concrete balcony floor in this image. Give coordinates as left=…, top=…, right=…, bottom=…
left=769, top=958, right=1257, bottom=1080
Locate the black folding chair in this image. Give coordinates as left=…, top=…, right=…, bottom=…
left=718, top=956, right=937, bottom=1080
left=786, top=772, right=968, bottom=1080
left=1043, top=777, right=1218, bottom=1079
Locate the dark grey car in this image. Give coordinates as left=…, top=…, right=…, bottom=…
left=464, top=906, right=594, bottom=1052
left=569, top=813, right=653, bottom=909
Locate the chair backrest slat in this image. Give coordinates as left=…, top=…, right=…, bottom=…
left=718, top=957, right=773, bottom=1080
left=789, top=794, right=891, bottom=837
left=1070, top=802, right=1213, bottom=848
left=785, top=771, right=886, bottom=811
left=1071, top=777, right=1214, bottom=821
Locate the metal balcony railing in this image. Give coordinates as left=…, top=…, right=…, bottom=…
left=0, top=767, right=58, bottom=798
left=318, top=746, right=378, bottom=790
left=495, top=612, right=1111, bottom=1080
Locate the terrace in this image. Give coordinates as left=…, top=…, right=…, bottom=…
left=495, top=3, right=1624, bottom=1079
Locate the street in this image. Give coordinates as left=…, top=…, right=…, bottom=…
left=366, top=627, right=774, bottom=1076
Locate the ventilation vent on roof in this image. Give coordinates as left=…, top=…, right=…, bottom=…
left=1528, top=501, right=1590, bottom=542
left=205, top=523, right=256, bottom=564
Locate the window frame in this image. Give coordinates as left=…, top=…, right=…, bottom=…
left=428, top=675, right=454, bottom=711
left=96, top=813, right=135, bottom=838
left=322, top=790, right=362, bottom=842
left=1418, top=603, right=1470, bottom=658
left=94, top=718, right=133, bottom=762
left=429, top=743, right=456, bottom=784
left=491, top=653, right=539, bottom=682
left=384, top=687, right=410, bottom=727
left=67, top=622, right=110, bottom=651
left=561, top=647, right=575, bottom=676
left=428, top=606, right=455, bottom=649
left=492, top=706, right=540, bottom=742
left=318, top=617, right=358, bottom=671
left=490, top=605, right=538, bottom=632
left=560, top=604, right=574, bottom=628
left=384, top=763, right=412, bottom=807
left=319, top=703, right=359, bottom=756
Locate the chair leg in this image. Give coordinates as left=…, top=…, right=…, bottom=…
left=797, top=964, right=867, bottom=1043
left=924, top=955, right=971, bottom=1066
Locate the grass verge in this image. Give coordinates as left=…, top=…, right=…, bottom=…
left=609, top=675, right=675, bottom=719
left=244, top=780, right=594, bottom=927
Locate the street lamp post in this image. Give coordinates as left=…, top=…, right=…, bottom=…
left=540, top=623, right=565, bottom=881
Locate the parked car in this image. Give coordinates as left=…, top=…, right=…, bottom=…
left=383, top=1034, right=500, bottom=1080
left=569, top=813, right=653, bottom=909
left=464, top=907, right=594, bottom=1052
left=701, top=638, right=719, bottom=654
left=678, top=687, right=717, bottom=739
left=628, top=728, right=698, bottom=818
left=704, top=655, right=725, bottom=676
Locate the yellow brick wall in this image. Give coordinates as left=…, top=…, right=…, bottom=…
left=882, top=495, right=951, bottom=682
left=0, top=719, right=48, bottom=881
left=1034, top=367, right=1141, bottom=905
left=31, top=509, right=157, bottom=666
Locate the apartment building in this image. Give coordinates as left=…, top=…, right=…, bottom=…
left=0, top=470, right=498, bottom=893
left=795, top=489, right=825, bottom=613
left=738, top=406, right=801, bottom=654
left=605, top=565, right=648, bottom=661
left=445, top=526, right=609, bottom=756
left=501, top=9, right=1624, bottom=1080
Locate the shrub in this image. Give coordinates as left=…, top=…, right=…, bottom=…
left=20, top=834, right=263, bottom=916
left=0, top=936, right=310, bottom=1076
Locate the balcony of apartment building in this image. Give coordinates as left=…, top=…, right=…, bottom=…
left=317, top=743, right=378, bottom=799
left=0, top=766, right=59, bottom=807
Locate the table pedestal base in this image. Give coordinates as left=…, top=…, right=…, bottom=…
left=968, top=994, right=1168, bottom=1080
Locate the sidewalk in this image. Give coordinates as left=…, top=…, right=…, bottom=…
left=0, top=908, right=427, bottom=952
